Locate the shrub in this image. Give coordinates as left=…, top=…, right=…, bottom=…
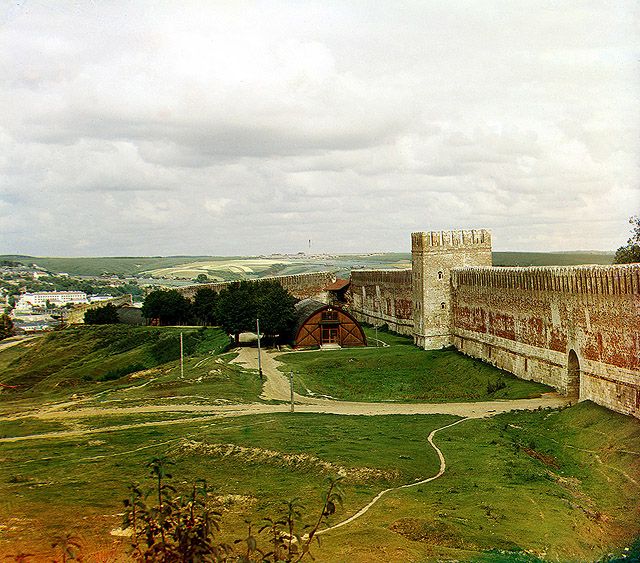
left=123, top=457, right=344, bottom=562
left=98, top=363, right=145, bottom=382
left=487, top=378, right=507, bottom=394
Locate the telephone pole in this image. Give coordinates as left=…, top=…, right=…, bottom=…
left=256, top=318, right=263, bottom=380
left=289, top=370, right=294, bottom=412
left=180, top=332, right=184, bottom=379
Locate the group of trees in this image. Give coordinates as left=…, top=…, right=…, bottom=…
left=141, top=281, right=297, bottom=343
left=0, top=314, right=14, bottom=341
left=84, top=303, right=121, bottom=324
left=614, top=215, right=640, bottom=264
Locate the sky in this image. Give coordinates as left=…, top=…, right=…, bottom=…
left=1, top=1, right=639, bottom=256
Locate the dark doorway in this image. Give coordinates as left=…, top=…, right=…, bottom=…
left=322, top=327, right=338, bottom=344
left=567, top=349, right=580, bottom=399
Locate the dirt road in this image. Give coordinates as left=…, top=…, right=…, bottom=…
left=0, top=334, right=41, bottom=353
left=0, top=346, right=568, bottom=443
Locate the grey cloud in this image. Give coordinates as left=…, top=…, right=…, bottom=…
left=0, top=1, right=638, bottom=255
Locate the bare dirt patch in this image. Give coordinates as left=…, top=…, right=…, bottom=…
left=174, top=439, right=399, bottom=484
left=389, top=517, right=468, bottom=549
left=523, top=446, right=560, bottom=469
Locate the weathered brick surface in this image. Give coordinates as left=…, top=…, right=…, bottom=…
left=412, top=230, right=492, bottom=349
left=346, top=229, right=640, bottom=420
left=178, top=272, right=336, bottom=301
left=451, top=265, right=640, bottom=418
left=348, top=269, right=413, bottom=335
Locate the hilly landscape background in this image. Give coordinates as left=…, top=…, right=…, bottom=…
left=0, top=251, right=615, bottom=280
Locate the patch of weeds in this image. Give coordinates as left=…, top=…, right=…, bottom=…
left=98, top=363, right=145, bottom=382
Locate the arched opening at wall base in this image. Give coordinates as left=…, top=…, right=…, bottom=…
left=567, top=349, right=581, bottom=400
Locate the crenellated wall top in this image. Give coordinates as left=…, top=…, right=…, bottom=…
left=350, top=269, right=412, bottom=285
left=411, top=229, right=492, bottom=251
left=451, top=264, right=640, bottom=295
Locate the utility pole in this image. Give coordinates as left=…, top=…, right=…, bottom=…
left=289, top=370, right=294, bottom=412
left=180, top=331, right=184, bottom=379
left=256, top=318, right=263, bottom=380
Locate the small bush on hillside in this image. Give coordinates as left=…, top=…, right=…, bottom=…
left=487, top=378, right=507, bottom=394
left=123, top=457, right=344, bottom=562
left=99, top=363, right=145, bottom=382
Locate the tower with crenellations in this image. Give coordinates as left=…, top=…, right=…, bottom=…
left=411, top=229, right=492, bottom=349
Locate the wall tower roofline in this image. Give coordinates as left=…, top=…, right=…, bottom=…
left=412, top=229, right=492, bottom=252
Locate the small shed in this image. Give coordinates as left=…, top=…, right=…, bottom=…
left=324, top=278, right=351, bottom=305
left=293, top=299, right=367, bottom=348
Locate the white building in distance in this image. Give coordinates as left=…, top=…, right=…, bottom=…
left=15, top=291, right=88, bottom=311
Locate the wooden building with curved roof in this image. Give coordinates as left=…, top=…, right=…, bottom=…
left=293, top=299, right=367, bottom=348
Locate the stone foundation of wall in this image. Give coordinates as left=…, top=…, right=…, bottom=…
left=67, top=294, right=134, bottom=324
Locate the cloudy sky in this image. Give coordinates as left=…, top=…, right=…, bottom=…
left=1, top=1, right=639, bottom=256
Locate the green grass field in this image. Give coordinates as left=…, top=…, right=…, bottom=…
left=279, top=328, right=551, bottom=402
left=0, top=325, right=637, bottom=561
left=0, top=326, right=262, bottom=417
left=0, top=403, right=637, bottom=561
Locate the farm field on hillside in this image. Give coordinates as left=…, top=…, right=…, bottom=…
left=0, top=404, right=637, bottom=561
left=279, top=328, right=551, bottom=403
left=0, top=250, right=613, bottom=278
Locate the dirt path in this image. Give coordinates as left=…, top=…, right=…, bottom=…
left=0, top=345, right=568, bottom=440
left=0, top=393, right=567, bottom=443
left=317, top=417, right=469, bottom=535
left=0, top=334, right=41, bottom=353
left=231, top=346, right=325, bottom=404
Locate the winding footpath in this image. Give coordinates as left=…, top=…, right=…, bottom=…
left=317, top=417, right=469, bottom=535
left=0, top=345, right=569, bottom=536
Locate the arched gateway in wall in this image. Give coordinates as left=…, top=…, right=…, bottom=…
left=293, top=299, right=367, bottom=348
left=566, top=349, right=581, bottom=399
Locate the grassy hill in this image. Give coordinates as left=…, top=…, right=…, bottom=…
left=0, top=251, right=614, bottom=279
left=493, top=251, right=614, bottom=267
left=0, top=326, right=263, bottom=412
left=0, top=404, right=637, bottom=561
left=280, top=328, right=551, bottom=402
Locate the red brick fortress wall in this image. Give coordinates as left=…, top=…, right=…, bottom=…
left=451, top=265, right=640, bottom=418
left=349, top=269, right=414, bottom=335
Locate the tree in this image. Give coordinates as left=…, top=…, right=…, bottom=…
left=195, top=273, right=209, bottom=283
left=256, top=281, right=297, bottom=342
left=216, top=282, right=256, bottom=344
left=0, top=314, right=14, bottom=340
left=192, top=287, right=218, bottom=326
left=614, top=215, right=640, bottom=264
left=215, top=281, right=297, bottom=344
left=142, top=290, right=192, bottom=326
left=123, top=457, right=343, bottom=562
left=84, top=303, right=120, bottom=324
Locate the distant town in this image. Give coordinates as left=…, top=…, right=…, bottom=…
left=0, top=260, right=146, bottom=333
left=0, top=248, right=617, bottom=334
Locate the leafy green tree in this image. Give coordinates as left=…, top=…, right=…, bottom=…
left=195, top=273, right=209, bottom=283
left=216, top=282, right=256, bottom=344
left=192, top=287, right=219, bottom=326
left=142, top=290, right=193, bottom=326
left=84, top=303, right=120, bottom=324
left=216, top=281, right=297, bottom=344
left=256, top=281, right=297, bottom=342
left=0, top=314, right=14, bottom=340
left=614, top=215, right=640, bottom=264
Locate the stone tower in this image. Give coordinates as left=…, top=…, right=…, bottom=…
left=412, top=229, right=492, bottom=349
